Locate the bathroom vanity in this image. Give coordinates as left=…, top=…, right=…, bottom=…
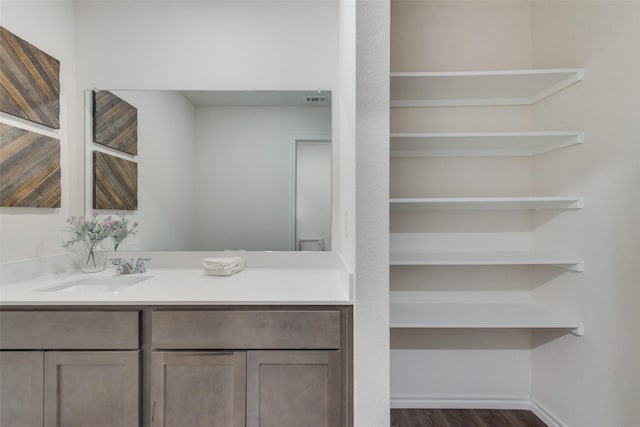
left=0, top=254, right=353, bottom=427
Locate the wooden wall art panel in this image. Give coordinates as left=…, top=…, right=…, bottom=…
left=93, top=90, right=138, bottom=155
left=0, top=123, right=61, bottom=208
left=0, top=26, right=60, bottom=129
left=93, top=151, right=137, bottom=211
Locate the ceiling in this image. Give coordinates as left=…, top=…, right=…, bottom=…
left=179, top=90, right=332, bottom=107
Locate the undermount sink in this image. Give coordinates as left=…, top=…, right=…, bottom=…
left=40, top=275, right=151, bottom=293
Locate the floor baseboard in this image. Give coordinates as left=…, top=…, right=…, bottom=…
left=530, top=398, right=567, bottom=427
left=391, top=395, right=568, bottom=426
left=390, top=394, right=531, bottom=410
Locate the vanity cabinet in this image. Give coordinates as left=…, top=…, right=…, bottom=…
left=246, top=350, right=340, bottom=427
left=149, top=350, right=341, bottom=427
left=0, top=351, right=140, bottom=427
left=150, top=351, right=246, bottom=427
left=150, top=309, right=341, bottom=349
left=44, top=351, right=139, bottom=427
left=0, top=311, right=141, bottom=427
left=0, top=306, right=352, bottom=427
left=0, top=352, right=43, bottom=427
left=150, top=309, right=348, bottom=427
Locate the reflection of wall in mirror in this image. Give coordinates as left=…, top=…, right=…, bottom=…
left=194, top=106, right=331, bottom=251
left=110, top=90, right=197, bottom=251
left=103, top=92, right=331, bottom=251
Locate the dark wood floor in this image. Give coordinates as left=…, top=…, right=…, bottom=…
left=391, top=409, right=547, bottom=427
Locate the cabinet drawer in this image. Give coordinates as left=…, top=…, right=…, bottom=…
left=151, top=310, right=341, bottom=349
left=0, top=311, right=139, bottom=350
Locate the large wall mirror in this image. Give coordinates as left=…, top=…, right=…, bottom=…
left=84, top=90, right=332, bottom=251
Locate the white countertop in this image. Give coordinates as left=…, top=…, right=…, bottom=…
left=0, top=266, right=353, bottom=305
left=0, top=251, right=354, bottom=306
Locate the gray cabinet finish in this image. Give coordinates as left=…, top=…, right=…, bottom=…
left=0, top=351, right=44, bottom=427
left=43, top=351, right=139, bottom=427
left=150, top=352, right=245, bottom=427
left=151, top=310, right=341, bottom=349
left=247, top=350, right=341, bottom=427
left=0, top=311, right=139, bottom=349
left=0, top=305, right=352, bottom=427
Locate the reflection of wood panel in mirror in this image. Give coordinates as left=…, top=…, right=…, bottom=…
left=93, top=91, right=138, bottom=155
left=93, top=151, right=137, bottom=210
left=0, top=26, right=60, bottom=129
left=84, top=89, right=333, bottom=251
left=0, top=123, right=61, bottom=207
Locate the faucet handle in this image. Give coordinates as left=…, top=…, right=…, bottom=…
left=110, top=258, right=132, bottom=275
left=134, top=257, right=151, bottom=273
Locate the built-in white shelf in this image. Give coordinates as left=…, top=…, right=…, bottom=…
left=389, top=302, right=584, bottom=336
left=390, top=251, right=584, bottom=272
left=390, top=68, right=584, bottom=107
left=390, top=131, right=584, bottom=157
left=390, top=196, right=584, bottom=211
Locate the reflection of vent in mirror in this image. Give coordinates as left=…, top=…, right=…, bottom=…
left=84, top=89, right=332, bottom=251
left=305, top=96, right=327, bottom=104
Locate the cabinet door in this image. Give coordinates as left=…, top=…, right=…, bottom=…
left=43, top=351, right=139, bottom=427
left=0, top=351, right=44, bottom=427
left=247, top=350, right=341, bottom=427
left=150, top=352, right=246, bottom=427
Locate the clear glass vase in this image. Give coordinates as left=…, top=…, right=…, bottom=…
left=79, top=248, right=108, bottom=273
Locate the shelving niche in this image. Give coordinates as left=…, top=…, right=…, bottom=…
left=390, top=131, right=584, bottom=157
left=389, top=68, right=585, bottom=335
left=390, top=251, right=584, bottom=272
left=390, top=196, right=584, bottom=211
left=390, top=303, right=584, bottom=336
left=390, top=68, right=584, bottom=107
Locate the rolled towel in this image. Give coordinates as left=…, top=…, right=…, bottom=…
left=202, top=257, right=245, bottom=276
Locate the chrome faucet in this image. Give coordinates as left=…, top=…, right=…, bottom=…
left=111, top=258, right=150, bottom=275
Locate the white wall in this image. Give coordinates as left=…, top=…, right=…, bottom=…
left=0, top=0, right=79, bottom=264
left=337, top=0, right=357, bottom=268
left=106, top=91, right=197, bottom=251
left=354, top=0, right=390, bottom=425
left=530, top=3, right=640, bottom=426
left=390, top=0, right=536, bottom=404
left=193, top=106, right=331, bottom=251
left=337, top=0, right=359, bottom=423
left=74, top=1, right=338, bottom=91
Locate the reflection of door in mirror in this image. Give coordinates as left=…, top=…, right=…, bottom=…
left=295, top=139, right=331, bottom=251
left=85, top=90, right=332, bottom=251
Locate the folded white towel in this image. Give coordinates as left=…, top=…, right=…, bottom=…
left=204, top=265, right=244, bottom=276
left=202, top=257, right=244, bottom=268
left=202, top=257, right=245, bottom=276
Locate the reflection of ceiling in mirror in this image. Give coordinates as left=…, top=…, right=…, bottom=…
left=85, top=89, right=332, bottom=252
left=179, top=90, right=331, bottom=107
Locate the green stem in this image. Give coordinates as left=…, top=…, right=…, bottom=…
left=86, top=244, right=96, bottom=267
